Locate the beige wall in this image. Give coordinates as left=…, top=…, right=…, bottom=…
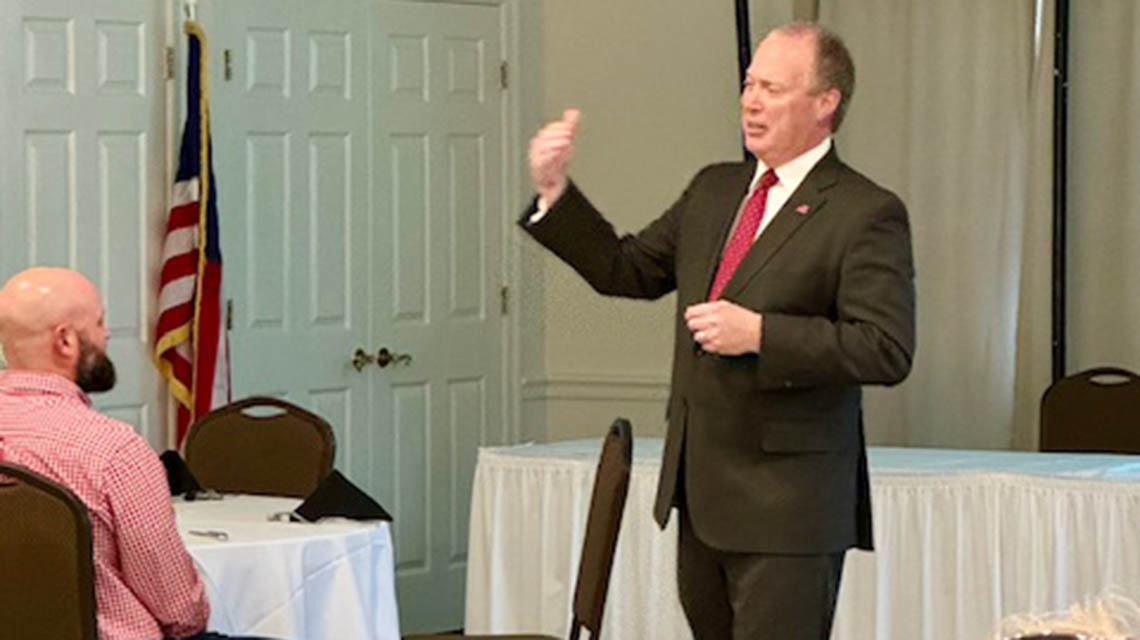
left=516, top=1, right=748, bottom=442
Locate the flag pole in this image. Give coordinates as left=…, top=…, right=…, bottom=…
left=162, top=0, right=177, bottom=450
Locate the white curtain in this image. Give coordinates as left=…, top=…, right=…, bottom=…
left=810, top=0, right=1056, bottom=449
left=1068, top=1, right=1140, bottom=374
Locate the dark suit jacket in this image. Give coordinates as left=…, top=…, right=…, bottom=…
left=520, top=148, right=916, bottom=554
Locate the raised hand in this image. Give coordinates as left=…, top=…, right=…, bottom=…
left=528, top=108, right=581, bottom=205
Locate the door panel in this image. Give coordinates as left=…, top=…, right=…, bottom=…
left=373, top=1, right=507, bottom=631
left=0, top=0, right=166, bottom=447
left=202, top=0, right=375, bottom=487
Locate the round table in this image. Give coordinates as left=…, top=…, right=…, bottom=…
left=175, top=494, right=400, bottom=640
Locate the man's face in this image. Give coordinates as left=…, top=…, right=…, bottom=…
left=75, top=332, right=116, bottom=393
left=740, top=31, right=836, bottom=167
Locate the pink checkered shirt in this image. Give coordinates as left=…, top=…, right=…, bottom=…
left=0, top=370, right=209, bottom=640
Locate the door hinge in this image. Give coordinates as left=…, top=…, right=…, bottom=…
left=224, top=49, right=233, bottom=82
left=500, top=286, right=509, bottom=315
left=499, top=61, right=508, bottom=90
left=164, top=46, right=175, bottom=80
left=225, top=299, right=234, bottom=331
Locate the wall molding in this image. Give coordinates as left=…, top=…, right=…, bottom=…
left=521, top=372, right=670, bottom=402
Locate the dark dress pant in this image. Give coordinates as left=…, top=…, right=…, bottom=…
left=677, top=507, right=846, bottom=640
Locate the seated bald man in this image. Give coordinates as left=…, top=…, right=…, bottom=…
left=0, top=267, right=280, bottom=640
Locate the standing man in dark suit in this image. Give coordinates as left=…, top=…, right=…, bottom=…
left=520, top=22, right=915, bottom=640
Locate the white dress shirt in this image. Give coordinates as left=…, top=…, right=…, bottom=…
left=738, top=136, right=832, bottom=240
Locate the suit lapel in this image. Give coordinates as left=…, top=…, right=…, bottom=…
left=720, top=148, right=842, bottom=300
left=699, top=161, right=756, bottom=298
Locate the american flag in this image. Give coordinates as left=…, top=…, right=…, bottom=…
left=155, top=21, right=229, bottom=448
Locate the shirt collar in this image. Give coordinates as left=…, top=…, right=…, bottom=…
left=750, top=136, right=832, bottom=194
left=0, top=370, right=92, bottom=407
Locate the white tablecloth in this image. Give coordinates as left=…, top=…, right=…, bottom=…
left=176, top=494, right=401, bottom=640
left=465, top=440, right=1140, bottom=640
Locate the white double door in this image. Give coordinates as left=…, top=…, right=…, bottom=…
left=0, top=0, right=513, bottom=632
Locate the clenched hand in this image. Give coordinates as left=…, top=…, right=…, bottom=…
left=528, top=108, right=581, bottom=205
left=685, top=300, right=763, bottom=355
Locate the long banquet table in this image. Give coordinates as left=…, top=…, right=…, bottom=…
left=465, top=439, right=1140, bottom=640
left=175, top=494, right=401, bottom=640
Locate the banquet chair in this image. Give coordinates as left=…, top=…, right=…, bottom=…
left=184, top=396, right=336, bottom=497
left=405, top=417, right=634, bottom=640
left=1040, top=366, right=1140, bottom=454
left=0, top=462, right=97, bottom=640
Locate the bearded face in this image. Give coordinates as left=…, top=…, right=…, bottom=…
left=76, top=334, right=116, bottom=393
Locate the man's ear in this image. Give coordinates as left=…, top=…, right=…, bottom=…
left=816, top=87, right=840, bottom=124
left=53, top=325, right=78, bottom=360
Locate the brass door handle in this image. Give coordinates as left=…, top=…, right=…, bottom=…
left=376, top=347, right=412, bottom=368
left=351, top=347, right=376, bottom=372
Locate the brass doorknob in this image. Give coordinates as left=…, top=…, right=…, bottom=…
left=351, top=347, right=376, bottom=372
left=376, top=347, right=412, bottom=368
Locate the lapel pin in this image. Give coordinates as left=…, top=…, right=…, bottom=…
left=795, top=204, right=810, bottom=215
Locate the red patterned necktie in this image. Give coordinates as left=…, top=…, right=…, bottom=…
left=707, top=168, right=779, bottom=301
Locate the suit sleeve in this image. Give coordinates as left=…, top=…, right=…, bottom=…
left=757, top=193, right=916, bottom=387
left=518, top=175, right=696, bottom=300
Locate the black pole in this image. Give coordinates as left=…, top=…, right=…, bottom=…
left=1052, top=0, right=1069, bottom=382
left=734, top=0, right=753, bottom=160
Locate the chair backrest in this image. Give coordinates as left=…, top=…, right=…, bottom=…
left=184, top=396, right=336, bottom=497
left=0, top=462, right=97, bottom=640
left=568, top=418, right=633, bottom=640
left=1040, top=366, right=1140, bottom=454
